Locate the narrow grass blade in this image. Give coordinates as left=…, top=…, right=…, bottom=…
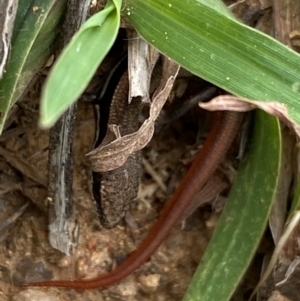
left=125, top=0, right=300, bottom=124
left=39, top=0, right=122, bottom=128
left=182, top=111, right=282, bottom=301
left=0, top=0, right=66, bottom=133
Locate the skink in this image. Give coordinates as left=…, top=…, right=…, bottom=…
left=25, top=109, right=243, bottom=289
left=23, top=5, right=262, bottom=290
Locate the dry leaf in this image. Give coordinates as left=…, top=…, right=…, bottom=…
left=200, top=95, right=300, bottom=137
left=87, top=59, right=180, bottom=172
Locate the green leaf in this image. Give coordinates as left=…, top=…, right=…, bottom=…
left=39, top=0, right=122, bottom=128
left=182, top=111, right=282, bottom=301
left=125, top=0, right=300, bottom=124
left=0, top=0, right=66, bottom=133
